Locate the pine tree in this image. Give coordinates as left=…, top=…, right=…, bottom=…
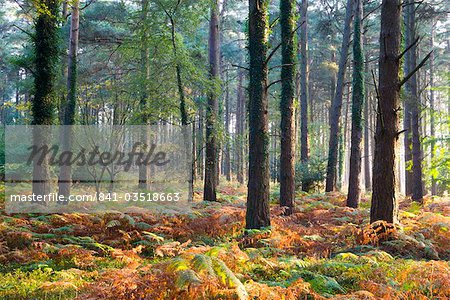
left=246, top=0, right=270, bottom=229
left=279, top=0, right=296, bottom=215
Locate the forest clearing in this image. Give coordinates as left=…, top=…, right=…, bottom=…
left=0, top=0, right=449, bottom=298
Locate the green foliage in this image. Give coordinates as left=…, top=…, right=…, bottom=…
left=295, top=154, right=327, bottom=192
left=192, top=254, right=215, bottom=276
left=0, top=268, right=86, bottom=299
left=212, top=257, right=249, bottom=300
left=175, top=269, right=202, bottom=289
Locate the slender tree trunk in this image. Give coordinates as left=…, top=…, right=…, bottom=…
left=224, top=71, right=231, bottom=181
left=246, top=0, right=270, bottom=229
left=204, top=0, right=220, bottom=201
left=197, top=104, right=204, bottom=180
left=429, top=21, right=437, bottom=195
left=279, top=0, right=296, bottom=214
left=299, top=0, right=309, bottom=167
left=402, top=3, right=413, bottom=196
left=168, top=14, right=193, bottom=201
left=32, top=0, right=59, bottom=196
left=299, top=0, right=310, bottom=191
left=370, top=0, right=401, bottom=224
left=325, top=0, right=355, bottom=192
left=347, top=0, right=364, bottom=208
left=364, top=91, right=372, bottom=192
left=236, top=70, right=245, bottom=184
left=138, top=0, right=150, bottom=190
left=407, top=1, right=423, bottom=202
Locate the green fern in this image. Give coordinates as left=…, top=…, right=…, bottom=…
left=168, top=257, right=190, bottom=272
left=135, top=222, right=152, bottom=230
left=191, top=254, right=215, bottom=276
left=212, top=258, right=248, bottom=300
left=51, top=226, right=74, bottom=234
left=334, top=252, right=359, bottom=261
left=175, top=269, right=202, bottom=290
left=121, top=214, right=135, bottom=226
left=106, top=220, right=121, bottom=228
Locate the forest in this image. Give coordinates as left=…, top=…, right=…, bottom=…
left=0, top=0, right=449, bottom=298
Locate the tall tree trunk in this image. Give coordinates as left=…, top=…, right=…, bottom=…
left=429, top=21, right=437, bottom=195
left=402, top=4, right=413, bottom=197
left=325, top=0, right=355, bottom=192
left=299, top=0, right=309, bottom=191
left=138, top=0, right=150, bottom=190
left=224, top=71, right=231, bottom=181
left=347, top=0, right=364, bottom=208
left=168, top=13, right=193, bottom=201
left=246, top=0, right=270, bottom=229
left=32, top=0, right=59, bottom=196
left=364, top=93, right=372, bottom=192
left=299, top=0, right=309, bottom=166
left=197, top=104, right=204, bottom=180
left=370, top=0, right=401, bottom=224
left=406, top=0, right=423, bottom=202
left=236, top=70, right=245, bottom=184
left=279, top=0, right=296, bottom=215
left=204, top=0, right=220, bottom=201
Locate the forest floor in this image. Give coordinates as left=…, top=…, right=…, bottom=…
left=0, top=183, right=449, bottom=300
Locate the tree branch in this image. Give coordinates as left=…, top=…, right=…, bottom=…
left=265, top=21, right=304, bottom=66
left=362, top=3, right=381, bottom=21
left=266, top=79, right=282, bottom=90
left=397, top=36, right=420, bottom=61
left=399, top=50, right=432, bottom=87
left=231, top=64, right=249, bottom=71
left=12, top=25, right=34, bottom=39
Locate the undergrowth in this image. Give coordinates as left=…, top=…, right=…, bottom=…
left=0, top=184, right=449, bottom=299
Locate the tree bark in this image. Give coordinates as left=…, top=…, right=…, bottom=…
left=402, top=3, right=413, bottom=197
left=32, top=0, right=59, bottom=196
left=279, top=0, right=296, bottom=215
left=204, top=0, right=220, bottom=201
left=325, top=0, right=355, bottom=192
left=299, top=0, right=309, bottom=170
left=370, top=0, right=401, bottom=224
left=406, top=1, right=423, bottom=202
left=197, top=104, right=204, bottom=180
left=138, top=0, right=150, bottom=190
left=246, top=0, right=270, bottom=229
left=167, top=11, right=193, bottom=201
left=224, top=70, right=231, bottom=181
left=236, top=70, right=245, bottom=184
left=364, top=93, right=372, bottom=192
left=429, top=21, right=437, bottom=195
left=347, top=0, right=364, bottom=208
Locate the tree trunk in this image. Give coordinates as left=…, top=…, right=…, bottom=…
left=299, top=0, right=309, bottom=171
left=406, top=1, right=423, bottom=202
left=168, top=13, right=193, bottom=201
left=347, top=0, right=364, bottom=208
left=279, top=0, right=296, bottom=215
left=204, top=0, right=220, bottom=201
left=402, top=6, right=413, bottom=197
left=224, top=71, right=231, bottom=181
left=246, top=0, right=270, bottom=229
left=364, top=92, right=372, bottom=192
left=32, top=0, right=59, bottom=196
left=236, top=70, right=245, bottom=184
left=370, top=0, right=401, bottom=224
left=429, top=21, right=436, bottom=195
left=138, top=0, right=150, bottom=190
left=197, top=104, right=204, bottom=180
left=325, top=0, right=355, bottom=192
